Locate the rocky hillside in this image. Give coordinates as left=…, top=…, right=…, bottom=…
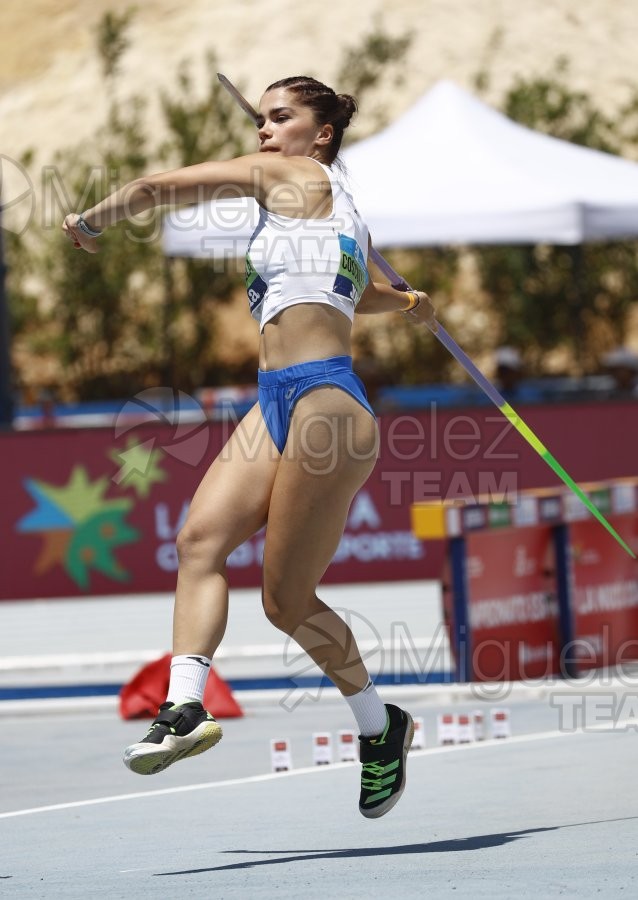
left=2, top=0, right=637, bottom=182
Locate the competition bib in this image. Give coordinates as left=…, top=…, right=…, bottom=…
left=333, top=234, right=368, bottom=304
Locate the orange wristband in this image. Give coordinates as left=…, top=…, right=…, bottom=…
left=401, top=291, right=420, bottom=312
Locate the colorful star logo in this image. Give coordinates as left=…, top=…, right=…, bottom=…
left=17, top=466, right=140, bottom=589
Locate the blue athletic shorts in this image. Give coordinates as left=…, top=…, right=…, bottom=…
left=257, top=355, right=375, bottom=453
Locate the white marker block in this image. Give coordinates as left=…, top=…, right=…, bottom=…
left=473, top=711, right=486, bottom=741
left=270, top=738, right=292, bottom=772
left=437, top=713, right=458, bottom=745
left=338, top=729, right=358, bottom=762
left=312, top=732, right=333, bottom=765
left=410, top=716, right=426, bottom=750
left=491, top=708, right=511, bottom=739
left=457, top=713, right=475, bottom=743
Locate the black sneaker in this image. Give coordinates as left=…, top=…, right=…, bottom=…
left=123, top=701, right=223, bottom=775
left=358, top=704, right=414, bottom=818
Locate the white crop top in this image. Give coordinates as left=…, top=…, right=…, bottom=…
left=245, top=159, right=369, bottom=331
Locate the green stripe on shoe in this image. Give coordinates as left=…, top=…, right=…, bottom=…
left=378, top=774, right=398, bottom=788
left=365, top=788, right=393, bottom=804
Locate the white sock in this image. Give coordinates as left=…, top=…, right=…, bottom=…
left=344, top=679, right=387, bottom=737
left=167, top=654, right=211, bottom=704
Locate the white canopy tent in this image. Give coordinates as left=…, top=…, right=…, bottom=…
left=162, top=79, right=638, bottom=256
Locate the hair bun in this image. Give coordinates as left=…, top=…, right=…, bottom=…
left=336, top=93, right=358, bottom=126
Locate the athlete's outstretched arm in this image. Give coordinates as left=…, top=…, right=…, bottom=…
left=61, top=153, right=288, bottom=252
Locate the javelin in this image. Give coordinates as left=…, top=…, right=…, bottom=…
left=217, top=73, right=636, bottom=559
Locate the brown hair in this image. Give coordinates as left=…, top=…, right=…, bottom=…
left=264, top=76, right=357, bottom=164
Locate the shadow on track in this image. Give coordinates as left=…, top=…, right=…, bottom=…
left=154, top=815, right=638, bottom=876
left=154, top=827, right=548, bottom=875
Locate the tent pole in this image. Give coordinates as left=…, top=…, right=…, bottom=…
left=567, top=243, right=585, bottom=372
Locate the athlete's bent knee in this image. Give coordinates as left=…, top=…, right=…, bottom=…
left=262, top=588, right=305, bottom=636
left=176, top=519, right=226, bottom=571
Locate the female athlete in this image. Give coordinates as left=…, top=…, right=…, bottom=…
left=63, top=75, right=436, bottom=818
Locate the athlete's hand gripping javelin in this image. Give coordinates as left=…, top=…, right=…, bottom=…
left=401, top=290, right=438, bottom=330
left=62, top=213, right=100, bottom=254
